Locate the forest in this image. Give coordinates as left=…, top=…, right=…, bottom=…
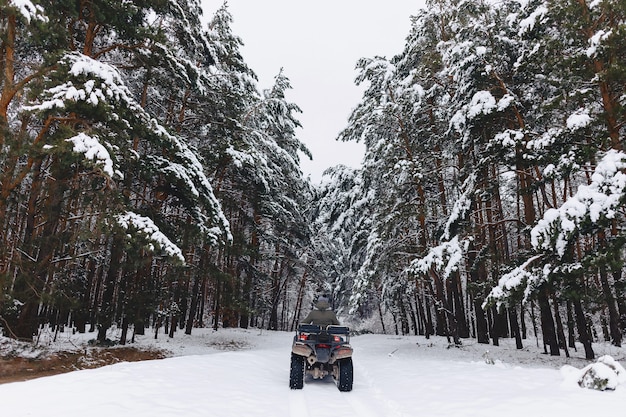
left=1, top=0, right=625, bottom=361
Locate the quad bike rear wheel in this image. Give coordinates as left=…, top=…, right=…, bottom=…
left=337, top=357, right=353, bottom=392
left=289, top=354, right=305, bottom=389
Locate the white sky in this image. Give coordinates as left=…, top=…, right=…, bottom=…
left=200, top=1, right=426, bottom=183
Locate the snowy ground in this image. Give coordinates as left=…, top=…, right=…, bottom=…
left=1, top=327, right=625, bottom=416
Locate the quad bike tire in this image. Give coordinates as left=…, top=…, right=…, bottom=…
left=337, top=357, right=353, bottom=392
left=289, top=353, right=305, bottom=389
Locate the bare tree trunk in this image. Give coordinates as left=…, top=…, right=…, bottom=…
left=185, top=273, right=203, bottom=335
left=451, top=272, right=469, bottom=338
left=415, top=292, right=426, bottom=336
left=573, top=297, right=595, bottom=359
left=290, top=271, right=308, bottom=331
left=97, top=237, right=124, bottom=343
left=509, top=307, right=523, bottom=349
left=598, top=262, right=622, bottom=347
left=429, top=272, right=447, bottom=336
left=610, top=265, right=626, bottom=335
left=378, top=300, right=387, bottom=334
left=538, top=288, right=560, bottom=356
left=566, top=301, right=577, bottom=350
left=552, top=295, right=569, bottom=358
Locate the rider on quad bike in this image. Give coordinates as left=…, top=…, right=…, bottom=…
left=290, top=295, right=354, bottom=392
left=301, top=296, right=340, bottom=326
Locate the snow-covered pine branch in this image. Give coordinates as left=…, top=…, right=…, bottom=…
left=408, top=235, right=470, bottom=281
left=116, top=212, right=185, bottom=263
left=485, top=150, right=626, bottom=309
left=531, top=149, right=626, bottom=257
left=7, top=0, right=47, bottom=23
left=441, top=173, right=476, bottom=241
left=24, top=51, right=231, bottom=245
left=65, top=132, right=119, bottom=179
left=482, top=254, right=544, bottom=309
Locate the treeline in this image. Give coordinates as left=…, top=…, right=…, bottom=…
left=315, top=0, right=626, bottom=358
left=0, top=1, right=319, bottom=342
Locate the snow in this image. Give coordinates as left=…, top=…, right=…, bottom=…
left=531, top=150, right=626, bottom=256
left=586, top=30, right=612, bottom=58
left=409, top=235, right=468, bottom=280
left=116, top=212, right=186, bottom=262
left=450, top=92, right=517, bottom=134
left=441, top=173, right=476, bottom=240
left=494, top=129, right=524, bottom=148
left=467, top=91, right=497, bottom=119
left=1, top=328, right=625, bottom=416
left=588, top=0, right=603, bottom=9
left=23, top=53, right=140, bottom=117
left=483, top=254, right=544, bottom=307
left=8, top=0, right=47, bottom=23
left=575, top=355, right=626, bottom=390
left=517, top=4, right=548, bottom=36
left=66, top=133, right=116, bottom=177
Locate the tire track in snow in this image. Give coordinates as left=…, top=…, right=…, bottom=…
left=352, top=360, right=410, bottom=417
left=288, top=390, right=311, bottom=417
left=290, top=378, right=365, bottom=417
left=345, top=394, right=382, bottom=417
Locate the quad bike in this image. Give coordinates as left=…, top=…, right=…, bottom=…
left=289, top=324, right=353, bottom=392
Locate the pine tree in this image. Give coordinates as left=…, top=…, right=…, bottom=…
left=0, top=0, right=230, bottom=339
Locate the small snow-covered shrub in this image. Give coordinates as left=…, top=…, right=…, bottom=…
left=577, top=356, right=626, bottom=391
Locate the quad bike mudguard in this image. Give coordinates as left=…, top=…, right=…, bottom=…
left=290, top=324, right=354, bottom=391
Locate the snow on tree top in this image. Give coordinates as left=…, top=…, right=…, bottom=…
left=8, top=0, right=47, bottom=23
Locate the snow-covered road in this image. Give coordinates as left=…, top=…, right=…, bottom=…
left=1, top=330, right=624, bottom=416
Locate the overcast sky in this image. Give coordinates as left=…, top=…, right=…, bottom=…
left=200, top=1, right=426, bottom=183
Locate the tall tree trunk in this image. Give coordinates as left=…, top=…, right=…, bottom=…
left=598, top=263, right=622, bottom=347
left=490, top=307, right=500, bottom=347
left=13, top=163, right=67, bottom=339
left=538, top=288, right=560, bottom=356
left=429, top=272, right=447, bottom=336
left=185, top=273, right=203, bottom=335
left=566, top=301, right=576, bottom=350
left=520, top=303, right=527, bottom=339
left=467, top=244, right=489, bottom=343
left=552, top=295, right=569, bottom=358
left=378, top=298, right=387, bottom=335
left=450, top=272, right=469, bottom=338
left=573, top=297, right=595, bottom=359
left=239, top=265, right=251, bottom=330
left=423, top=290, right=433, bottom=338
left=610, top=265, right=626, bottom=334
left=290, top=271, right=308, bottom=331
left=473, top=298, right=489, bottom=344
left=415, top=292, right=426, bottom=336
left=407, top=295, right=418, bottom=336
left=213, top=274, right=221, bottom=331
left=509, top=307, right=523, bottom=350
left=97, top=236, right=124, bottom=343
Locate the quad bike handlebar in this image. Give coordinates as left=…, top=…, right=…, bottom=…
left=297, top=324, right=350, bottom=335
